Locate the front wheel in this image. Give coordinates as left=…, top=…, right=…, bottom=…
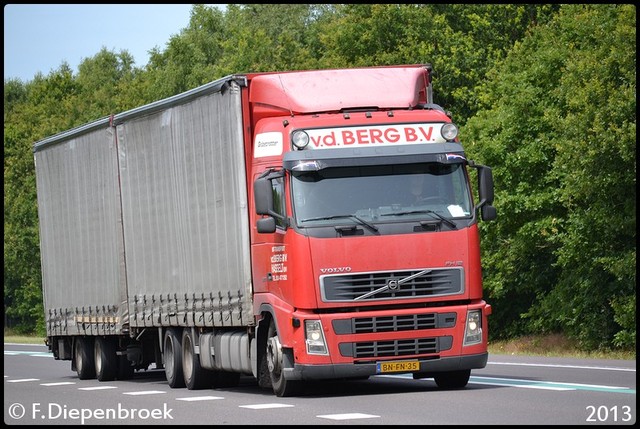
left=265, top=320, right=300, bottom=397
left=434, top=369, right=471, bottom=389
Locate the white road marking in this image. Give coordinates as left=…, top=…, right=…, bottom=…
left=239, top=403, right=294, bottom=409
left=176, top=396, right=225, bottom=401
left=317, top=413, right=380, bottom=420
left=78, top=386, right=118, bottom=390
left=122, top=390, right=166, bottom=395
left=488, top=361, right=635, bottom=372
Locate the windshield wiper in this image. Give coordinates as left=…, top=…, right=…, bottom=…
left=381, top=209, right=457, bottom=229
left=300, top=214, right=379, bottom=233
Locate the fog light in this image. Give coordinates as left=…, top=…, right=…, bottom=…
left=305, top=320, right=328, bottom=355
left=464, top=310, right=482, bottom=346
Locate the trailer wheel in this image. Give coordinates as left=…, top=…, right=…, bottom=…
left=266, top=320, right=300, bottom=397
left=434, top=369, right=471, bottom=389
left=74, top=337, right=96, bottom=380
left=163, top=328, right=185, bottom=388
left=182, top=329, right=213, bottom=390
left=95, top=337, right=118, bottom=381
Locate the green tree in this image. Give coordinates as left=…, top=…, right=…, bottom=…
left=313, top=4, right=558, bottom=120
left=4, top=66, right=79, bottom=334
left=144, top=4, right=228, bottom=98
left=465, top=4, right=635, bottom=350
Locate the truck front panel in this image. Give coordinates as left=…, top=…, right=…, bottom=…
left=250, top=100, right=491, bottom=380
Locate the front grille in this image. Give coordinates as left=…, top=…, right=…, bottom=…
left=356, top=314, right=436, bottom=332
left=339, top=336, right=453, bottom=358
left=332, top=312, right=456, bottom=334
left=320, top=268, right=463, bottom=302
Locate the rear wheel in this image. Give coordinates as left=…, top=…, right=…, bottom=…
left=182, top=329, right=213, bottom=390
left=164, top=328, right=185, bottom=388
left=94, top=336, right=118, bottom=381
left=266, top=320, right=300, bottom=397
left=74, top=337, right=96, bottom=380
left=434, top=369, right=471, bottom=389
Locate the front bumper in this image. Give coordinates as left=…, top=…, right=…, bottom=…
left=283, top=352, right=488, bottom=380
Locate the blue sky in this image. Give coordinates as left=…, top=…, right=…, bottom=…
left=3, top=4, right=207, bottom=82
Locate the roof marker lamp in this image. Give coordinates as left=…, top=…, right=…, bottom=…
left=441, top=123, right=459, bottom=142
left=291, top=130, right=310, bottom=150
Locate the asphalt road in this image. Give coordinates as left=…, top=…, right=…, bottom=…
left=4, top=343, right=636, bottom=425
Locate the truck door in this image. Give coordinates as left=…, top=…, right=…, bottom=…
left=251, top=169, right=288, bottom=295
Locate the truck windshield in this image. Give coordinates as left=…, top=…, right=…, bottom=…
left=292, top=162, right=472, bottom=227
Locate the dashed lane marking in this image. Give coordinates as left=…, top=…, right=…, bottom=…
left=176, top=396, right=225, bottom=401
left=78, top=386, right=118, bottom=390
left=239, top=403, right=295, bottom=410
left=317, top=413, right=380, bottom=420
left=122, top=390, right=167, bottom=396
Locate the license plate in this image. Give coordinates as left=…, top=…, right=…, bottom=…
left=376, top=360, right=420, bottom=373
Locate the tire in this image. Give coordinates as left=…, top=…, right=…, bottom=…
left=94, top=336, right=118, bottom=381
left=74, top=337, right=96, bottom=380
left=164, top=328, right=185, bottom=388
left=265, top=319, right=300, bottom=397
left=182, top=329, right=213, bottom=390
left=434, top=369, right=471, bottom=389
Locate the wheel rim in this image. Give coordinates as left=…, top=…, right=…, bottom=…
left=95, top=341, right=102, bottom=374
left=165, top=337, right=174, bottom=379
left=183, top=336, right=193, bottom=381
left=76, top=343, right=83, bottom=371
left=266, top=336, right=282, bottom=376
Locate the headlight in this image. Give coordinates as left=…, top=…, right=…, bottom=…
left=305, top=320, right=328, bottom=355
left=291, top=130, right=310, bottom=149
left=441, top=123, right=458, bottom=141
left=463, top=309, right=482, bottom=346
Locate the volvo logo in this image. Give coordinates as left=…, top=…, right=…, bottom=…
left=354, top=269, right=431, bottom=301
left=320, top=267, right=352, bottom=274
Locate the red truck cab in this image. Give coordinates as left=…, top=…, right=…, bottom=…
left=246, top=65, right=496, bottom=396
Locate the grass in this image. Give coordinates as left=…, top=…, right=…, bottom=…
left=488, top=333, right=635, bottom=360
left=4, top=330, right=635, bottom=360
left=4, top=331, right=46, bottom=345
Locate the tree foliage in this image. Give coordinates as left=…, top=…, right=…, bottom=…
left=464, top=4, right=635, bottom=349
left=4, top=4, right=635, bottom=351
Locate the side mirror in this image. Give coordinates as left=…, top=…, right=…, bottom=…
left=477, top=166, right=494, bottom=207
left=481, top=205, right=497, bottom=221
left=254, top=173, right=288, bottom=233
left=254, top=177, right=274, bottom=215
left=257, top=217, right=277, bottom=233
left=471, top=163, right=497, bottom=222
